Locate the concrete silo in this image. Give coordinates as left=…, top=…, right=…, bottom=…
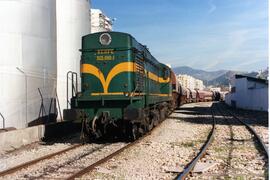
left=56, top=0, right=91, bottom=114
left=0, top=0, right=57, bottom=128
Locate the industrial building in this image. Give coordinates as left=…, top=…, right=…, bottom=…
left=91, top=9, right=113, bottom=33
left=225, top=75, right=268, bottom=111
left=177, top=74, right=204, bottom=90
left=0, top=0, right=92, bottom=129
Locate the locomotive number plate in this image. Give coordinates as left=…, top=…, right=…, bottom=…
left=96, top=55, right=115, bottom=61
left=96, top=49, right=115, bottom=61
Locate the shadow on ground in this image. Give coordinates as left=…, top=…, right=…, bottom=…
left=171, top=102, right=268, bottom=127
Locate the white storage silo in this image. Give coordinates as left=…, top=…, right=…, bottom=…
left=56, top=0, right=91, bottom=114
left=0, top=0, right=57, bottom=128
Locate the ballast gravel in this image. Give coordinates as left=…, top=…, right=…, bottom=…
left=0, top=102, right=267, bottom=179
left=1, top=142, right=128, bottom=179
left=228, top=106, right=268, bottom=149
left=82, top=102, right=214, bottom=179
left=189, top=103, right=268, bottom=180
left=0, top=142, right=72, bottom=172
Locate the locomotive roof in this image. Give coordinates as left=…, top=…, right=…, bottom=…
left=83, top=31, right=170, bottom=70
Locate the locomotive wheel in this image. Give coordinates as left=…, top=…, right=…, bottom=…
left=165, top=108, right=169, bottom=118
left=81, top=119, right=95, bottom=143
left=80, top=111, right=90, bottom=141
left=147, top=117, right=154, bottom=131
left=153, top=111, right=160, bottom=127
left=131, top=124, right=140, bottom=140
left=160, top=109, right=166, bottom=121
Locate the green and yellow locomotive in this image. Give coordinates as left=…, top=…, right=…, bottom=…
left=64, top=32, right=173, bottom=139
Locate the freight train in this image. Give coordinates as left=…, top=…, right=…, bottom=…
left=64, top=32, right=220, bottom=140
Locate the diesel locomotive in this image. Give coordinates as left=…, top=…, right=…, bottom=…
left=64, top=32, right=174, bottom=140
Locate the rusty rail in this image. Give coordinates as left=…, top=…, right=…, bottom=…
left=66, top=122, right=163, bottom=180
left=175, top=104, right=216, bottom=180
left=219, top=103, right=268, bottom=158
left=66, top=142, right=134, bottom=180
left=0, top=144, right=83, bottom=177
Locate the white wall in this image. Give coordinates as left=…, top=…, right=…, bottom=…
left=0, top=0, right=57, bottom=128
left=225, top=77, right=268, bottom=111
left=0, top=0, right=92, bottom=128
left=247, top=88, right=268, bottom=111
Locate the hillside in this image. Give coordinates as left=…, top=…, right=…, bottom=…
left=172, top=66, right=254, bottom=86
left=208, top=71, right=241, bottom=86
left=173, top=66, right=227, bottom=82
left=213, top=71, right=260, bottom=86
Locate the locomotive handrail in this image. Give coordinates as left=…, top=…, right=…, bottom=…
left=0, top=112, right=5, bottom=129
left=37, top=88, right=46, bottom=119
left=130, top=84, right=138, bottom=97
left=55, top=89, right=63, bottom=121
left=67, top=71, right=78, bottom=109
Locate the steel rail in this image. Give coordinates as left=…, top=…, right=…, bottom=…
left=66, top=121, right=164, bottom=180
left=219, top=103, right=268, bottom=158
left=66, top=142, right=135, bottom=180
left=0, top=144, right=83, bottom=177
left=175, top=104, right=216, bottom=180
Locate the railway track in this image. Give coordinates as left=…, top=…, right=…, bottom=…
left=218, top=103, right=268, bottom=158
left=1, top=104, right=267, bottom=179
left=175, top=103, right=216, bottom=180
left=175, top=102, right=268, bottom=180
left=0, top=121, right=164, bottom=179
left=65, top=123, right=163, bottom=179
left=66, top=141, right=136, bottom=179
left=0, top=141, right=126, bottom=179
left=215, top=103, right=268, bottom=179
left=0, top=144, right=84, bottom=177
left=224, top=105, right=269, bottom=151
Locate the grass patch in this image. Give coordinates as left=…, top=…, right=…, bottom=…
left=181, top=141, right=195, bottom=147
left=213, top=146, right=226, bottom=153
left=170, top=139, right=205, bottom=148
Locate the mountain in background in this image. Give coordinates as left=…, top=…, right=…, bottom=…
left=172, top=66, right=262, bottom=86
left=173, top=66, right=227, bottom=82
left=208, top=71, right=243, bottom=86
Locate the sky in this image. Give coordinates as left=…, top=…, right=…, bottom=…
left=92, top=0, right=268, bottom=72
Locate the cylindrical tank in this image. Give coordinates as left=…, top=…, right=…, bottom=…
left=0, top=0, right=57, bottom=128
left=56, top=0, right=91, bottom=115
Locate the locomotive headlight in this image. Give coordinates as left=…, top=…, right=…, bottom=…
left=99, top=33, right=112, bottom=45
left=124, top=92, right=129, bottom=97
